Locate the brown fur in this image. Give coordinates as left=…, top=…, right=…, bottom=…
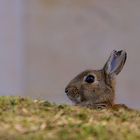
left=65, top=50, right=127, bottom=109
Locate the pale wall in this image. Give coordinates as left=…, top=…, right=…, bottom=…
left=0, top=0, right=25, bottom=95
left=0, top=0, right=140, bottom=109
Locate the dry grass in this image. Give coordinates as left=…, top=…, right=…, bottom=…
left=0, top=96, right=139, bottom=140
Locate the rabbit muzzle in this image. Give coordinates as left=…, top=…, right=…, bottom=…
left=65, top=86, right=81, bottom=104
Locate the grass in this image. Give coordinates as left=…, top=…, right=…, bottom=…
left=0, top=96, right=139, bottom=140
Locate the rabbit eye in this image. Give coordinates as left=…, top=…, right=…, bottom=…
left=85, top=75, right=95, bottom=83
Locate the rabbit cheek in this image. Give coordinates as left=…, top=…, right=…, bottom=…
left=81, top=85, right=96, bottom=101
left=81, top=80, right=101, bottom=102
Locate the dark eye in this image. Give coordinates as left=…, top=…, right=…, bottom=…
left=85, top=75, right=95, bottom=83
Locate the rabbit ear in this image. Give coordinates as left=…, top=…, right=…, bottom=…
left=103, top=50, right=127, bottom=77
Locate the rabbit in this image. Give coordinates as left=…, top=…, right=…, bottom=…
left=65, top=50, right=127, bottom=109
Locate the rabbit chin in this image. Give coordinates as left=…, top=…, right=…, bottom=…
left=69, top=96, right=82, bottom=104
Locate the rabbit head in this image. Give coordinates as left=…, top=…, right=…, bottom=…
left=65, top=50, right=127, bottom=108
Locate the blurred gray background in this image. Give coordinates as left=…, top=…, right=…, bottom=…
left=0, top=0, right=140, bottom=109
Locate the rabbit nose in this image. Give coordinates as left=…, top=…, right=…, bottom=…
left=65, top=87, right=71, bottom=95
left=65, top=86, right=74, bottom=95
left=65, top=88, right=69, bottom=94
